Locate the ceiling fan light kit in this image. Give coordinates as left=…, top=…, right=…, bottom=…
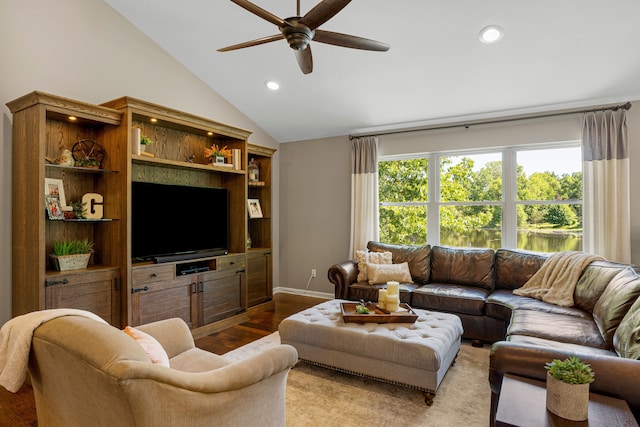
left=218, top=0, right=390, bottom=74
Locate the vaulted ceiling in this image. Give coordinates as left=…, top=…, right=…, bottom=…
left=104, top=0, right=640, bottom=142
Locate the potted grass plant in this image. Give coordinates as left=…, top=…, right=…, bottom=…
left=50, top=239, right=94, bottom=271
left=544, top=356, right=595, bottom=421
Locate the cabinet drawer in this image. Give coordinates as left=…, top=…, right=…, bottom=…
left=217, top=254, right=245, bottom=271
left=132, top=264, right=174, bottom=285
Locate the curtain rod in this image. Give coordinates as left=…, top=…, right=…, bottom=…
left=348, top=101, right=632, bottom=140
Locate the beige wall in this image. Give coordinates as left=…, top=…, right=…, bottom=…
left=0, top=0, right=278, bottom=324
left=279, top=107, right=640, bottom=295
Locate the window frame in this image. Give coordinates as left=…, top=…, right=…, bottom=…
left=378, top=141, right=582, bottom=250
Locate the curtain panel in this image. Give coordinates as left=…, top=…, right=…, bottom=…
left=349, top=136, right=379, bottom=258
left=582, top=109, right=630, bottom=263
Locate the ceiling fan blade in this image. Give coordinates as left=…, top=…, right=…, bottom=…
left=314, top=29, right=390, bottom=51
left=217, top=34, right=283, bottom=52
left=230, top=0, right=288, bottom=27
left=299, top=0, right=352, bottom=30
left=295, top=46, right=313, bottom=74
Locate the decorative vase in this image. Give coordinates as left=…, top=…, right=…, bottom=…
left=546, top=372, right=590, bottom=421
left=139, top=144, right=146, bottom=153
left=215, top=155, right=225, bottom=164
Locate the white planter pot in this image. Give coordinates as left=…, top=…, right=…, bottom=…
left=50, top=253, right=91, bottom=271
left=546, top=372, right=590, bottom=421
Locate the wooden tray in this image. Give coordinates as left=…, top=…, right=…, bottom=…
left=341, top=302, right=418, bottom=324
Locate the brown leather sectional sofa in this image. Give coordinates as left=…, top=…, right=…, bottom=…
left=327, top=241, right=640, bottom=423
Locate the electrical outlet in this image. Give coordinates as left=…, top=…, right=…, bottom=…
left=311, top=268, right=317, bottom=278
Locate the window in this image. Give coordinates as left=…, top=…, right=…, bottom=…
left=379, top=144, right=582, bottom=252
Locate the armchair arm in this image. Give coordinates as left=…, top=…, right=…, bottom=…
left=136, top=318, right=195, bottom=359
left=328, top=260, right=358, bottom=299
left=112, top=344, right=298, bottom=393
left=489, top=341, right=640, bottom=413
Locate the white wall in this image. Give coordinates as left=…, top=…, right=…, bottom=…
left=280, top=107, right=640, bottom=295
left=0, top=0, right=279, bottom=324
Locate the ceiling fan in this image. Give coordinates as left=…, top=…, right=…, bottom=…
left=218, top=0, right=390, bottom=74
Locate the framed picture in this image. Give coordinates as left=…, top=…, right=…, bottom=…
left=45, top=195, right=64, bottom=220
left=44, top=178, right=69, bottom=209
left=247, top=198, right=263, bottom=218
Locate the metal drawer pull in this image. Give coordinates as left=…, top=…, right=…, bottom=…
left=131, top=286, right=149, bottom=294
left=45, top=278, right=69, bottom=287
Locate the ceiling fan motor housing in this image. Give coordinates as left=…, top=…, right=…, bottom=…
left=282, top=18, right=315, bottom=50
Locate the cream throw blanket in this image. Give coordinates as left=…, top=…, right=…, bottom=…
left=0, top=309, right=107, bottom=392
left=512, top=251, right=603, bottom=307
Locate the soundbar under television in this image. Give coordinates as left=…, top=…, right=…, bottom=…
left=131, top=181, right=229, bottom=263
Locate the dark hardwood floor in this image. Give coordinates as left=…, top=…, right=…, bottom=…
left=0, top=293, right=326, bottom=427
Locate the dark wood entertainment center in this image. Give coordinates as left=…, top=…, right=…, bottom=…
left=8, top=91, right=275, bottom=337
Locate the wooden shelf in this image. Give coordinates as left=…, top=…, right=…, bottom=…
left=46, top=164, right=119, bottom=174
left=132, top=155, right=245, bottom=174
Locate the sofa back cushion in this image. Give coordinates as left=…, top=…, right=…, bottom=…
left=574, top=261, right=628, bottom=312
left=430, top=246, right=495, bottom=290
left=613, top=296, right=640, bottom=359
left=367, top=241, right=431, bottom=284
left=494, top=249, right=546, bottom=290
left=592, top=267, right=640, bottom=349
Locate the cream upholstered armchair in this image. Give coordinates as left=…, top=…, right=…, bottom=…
left=28, top=315, right=297, bottom=427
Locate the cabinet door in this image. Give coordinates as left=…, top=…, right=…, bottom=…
left=247, top=250, right=272, bottom=306
left=131, top=276, right=197, bottom=327
left=198, top=269, right=245, bottom=326
left=45, top=268, right=121, bottom=326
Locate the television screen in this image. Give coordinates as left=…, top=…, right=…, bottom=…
left=131, top=181, right=229, bottom=262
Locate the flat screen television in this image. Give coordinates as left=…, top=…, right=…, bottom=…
left=131, top=181, right=229, bottom=263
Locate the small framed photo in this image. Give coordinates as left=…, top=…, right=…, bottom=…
left=247, top=199, right=263, bottom=218
left=45, top=178, right=69, bottom=209
left=45, top=195, right=64, bottom=220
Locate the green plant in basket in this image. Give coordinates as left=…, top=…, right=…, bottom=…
left=52, top=239, right=95, bottom=256
left=545, top=356, right=595, bottom=384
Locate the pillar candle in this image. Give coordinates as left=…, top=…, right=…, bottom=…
left=386, top=294, right=400, bottom=312
left=378, top=289, right=387, bottom=309
left=386, top=281, right=399, bottom=296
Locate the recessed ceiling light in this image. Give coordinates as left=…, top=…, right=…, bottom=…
left=479, top=25, right=504, bottom=44
left=150, top=118, right=158, bottom=123
left=265, top=81, right=280, bottom=91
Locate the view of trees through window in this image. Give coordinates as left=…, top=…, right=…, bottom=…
left=379, top=145, right=583, bottom=252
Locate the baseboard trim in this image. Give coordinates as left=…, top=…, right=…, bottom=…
left=273, top=287, right=333, bottom=300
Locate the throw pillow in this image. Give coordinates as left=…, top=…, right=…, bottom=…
left=356, top=250, right=392, bottom=282
left=123, top=326, right=170, bottom=367
left=367, top=262, right=413, bottom=285
left=592, top=267, right=640, bottom=349
left=613, top=296, right=640, bottom=359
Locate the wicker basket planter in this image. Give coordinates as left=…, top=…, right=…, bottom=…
left=546, top=372, right=590, bottom=421
left=50, top=253, right=91, bottom=271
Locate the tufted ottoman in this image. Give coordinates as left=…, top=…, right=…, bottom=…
left=279, top=299, right=463, bottom=404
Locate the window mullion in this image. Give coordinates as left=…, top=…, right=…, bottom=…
left=502, top=148, right=517, bottom=248
left=427, top=153, right=439, bottom=245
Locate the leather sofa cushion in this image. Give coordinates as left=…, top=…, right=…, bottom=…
left=368, top=241, right=432, bottom=284
left=412, top=284, right=490, bottom=315
left=593, top=267, right=640, bottom=349
left=507, top=335, right=617, bottom=358
left=574, top=260, right=628, bottom=312
left=494, top=249, right=546, bottom=290
left=486, top=289, right=592, bottom=322
left=613, top=296, right=640, bottom=359
left=430, top=246, right=495, bottom=290
left=507, top=309, right=608, bottom=349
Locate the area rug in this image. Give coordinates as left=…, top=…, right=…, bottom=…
left=225, top=332, right=491, bottom=426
